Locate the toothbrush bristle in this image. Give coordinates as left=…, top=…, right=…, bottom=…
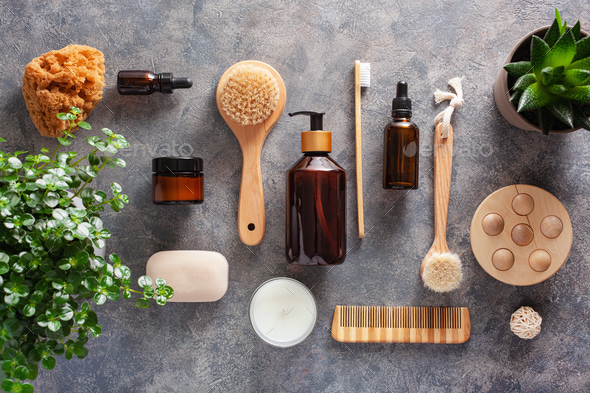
left=360, top=63, right=370, bottom=88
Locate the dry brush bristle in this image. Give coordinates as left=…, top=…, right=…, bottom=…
left=220, top=64, right=279, bottom=126
left=422, top=252, right=462, bottom=293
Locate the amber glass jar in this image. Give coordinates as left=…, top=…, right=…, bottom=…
left=152, top=157, right=203, bottom=205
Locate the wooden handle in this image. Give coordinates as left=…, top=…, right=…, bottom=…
left=216, top=61, right=286, bottom=247
left=354, top=61, right=365, bottom=238
left=432, top=123, right=453, bottom=253
left=237, top=141, right=265, bottom=246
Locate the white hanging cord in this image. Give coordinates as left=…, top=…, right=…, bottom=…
left=434, top=77, right=464, bottom=139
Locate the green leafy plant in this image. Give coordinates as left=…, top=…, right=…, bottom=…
left=0, top=107, right=173, bottom=392
left=504, top=8, right=590, bottom=135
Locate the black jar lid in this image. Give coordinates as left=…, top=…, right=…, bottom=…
left=152, top=157, right=203, bottom=173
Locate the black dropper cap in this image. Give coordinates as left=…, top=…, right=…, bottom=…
left=288, top=111, right=325, bottom=130
left=160, top=72, right=193, bottom=94
left=392, top=81, right=412, bottom=118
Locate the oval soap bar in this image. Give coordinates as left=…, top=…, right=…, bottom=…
left=146, top=250, right=228, bottom=302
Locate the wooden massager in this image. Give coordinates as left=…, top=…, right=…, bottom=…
left=470, top=185, right=572, bottom=286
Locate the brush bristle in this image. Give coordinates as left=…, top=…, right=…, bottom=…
left=220, top=64, right=279, bottom=125
left=422, top=252, right=462, bottom=293
left=360, top=63, right=370, bottom=88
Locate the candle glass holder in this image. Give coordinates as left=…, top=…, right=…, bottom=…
left=248, top=277, right=317, bottom=348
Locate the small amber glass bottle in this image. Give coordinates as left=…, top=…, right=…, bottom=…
left=383, top=81, right=419, bottom=190
left=152, top=157, right=203, bottom=204
left=117, top=71, right=192, bottom=95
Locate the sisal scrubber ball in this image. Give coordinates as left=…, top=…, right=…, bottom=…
left=510, top=306, right=542, bottom=339
left=220, top=64, right=279, bottom=126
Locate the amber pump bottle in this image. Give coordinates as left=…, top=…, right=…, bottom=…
left=383, top=81, right=419, bottom=190
left=286, top=111, right=346, bottom=266
left=117, top=71, right=192, bottom=95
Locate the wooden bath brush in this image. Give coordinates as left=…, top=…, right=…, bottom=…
left=217, top=61, right=286, bottom=246
left=421, top=77, right=464, bottom=293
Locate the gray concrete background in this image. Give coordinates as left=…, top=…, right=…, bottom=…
left=1, top=0, right=590, bottom=392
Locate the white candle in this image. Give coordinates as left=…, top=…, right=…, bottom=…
left=249, top=278, right=317, bottom=347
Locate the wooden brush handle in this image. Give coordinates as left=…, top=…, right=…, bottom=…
left=354, top=61, right=365, bottom=238
left=432, top=123, right=453, bottom=252
left=238, top=142, right=265, bottom=246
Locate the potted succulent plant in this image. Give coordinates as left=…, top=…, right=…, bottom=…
left=494, top=9, right=590, bottom=135
left=0, top=107, right=173, bottom=392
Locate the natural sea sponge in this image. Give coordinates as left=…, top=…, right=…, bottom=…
left=22, top=45, right=105, bottom=137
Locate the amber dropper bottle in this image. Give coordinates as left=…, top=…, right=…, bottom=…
left=117, top=71, right=192, bottom=95
left=383, top=81, right=419, bottom=190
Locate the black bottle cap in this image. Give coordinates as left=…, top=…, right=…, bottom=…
left=288, top=111, right=325, bottom=130
left=392, top=81, right=412, bottom=117
left=160, top=73, right=193, bottom=94
left=171, top=77, right=193, bottom=89
left=152, top=157, right=203, bottom=173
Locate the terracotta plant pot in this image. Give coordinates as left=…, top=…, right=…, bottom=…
left=494, top=26, right=589, bottom=134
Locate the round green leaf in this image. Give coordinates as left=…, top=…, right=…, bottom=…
left=14, top=285, right=29, bottom=296
left=0, top=379, right=14, bottom=391
left=134, top=298, right=150, bottom=309
left=100, top=276, right=113, bottom=287
left=88, top=325, right=101, bottom=337
left=119, top=266, right=131, bottom=279
left=109, top=253, right=121, bottom=265
left=14, top=365, right=29, bottom=380
left=163, top=286, right=174, bottom=299
left=155, top=295, right=167, bottom=306
left=0, top=360, right=13, bottom=373
left=21, top=383, right=34, bottom=393
left=41, top=356, right=56, bottom=370
left=112, top=158, right=126, bottom=168
left=52, top=279, right=64, bottom=290
left=106, top=289, right=120, bottom=301
left=155, top=278, right=166, bottom=287
left=59, top=307, right=74, bottom=321
left=0, top=262, right=9, bottom=275
left=30, top=290, right=43, bottom=303
left=7, top=157, right=22, bottom=169
left=142, top=287, right=154, bottom=299
left=52, top=209, right=68, bottom=221
left=43, top=193, right=59, bottom=208
left=21, top=214, right=34, bottom=226
left=77, top=121, right=91, bottom=130
left=57, top=259, right=71, bottom=271
left=4, top=293, right=19, bottom=306
left=3, top=318, right=21, bottom=334
left=47, top=320, right=61, bottom=332
left=75, top=250, right=89, bottom=265
left=23, top=304, right=36, bottom=317
left=2, top=348, right=16, bottom=360
left=137, top=276, right=152, bottom=288
left=123, top=290, right=131, bottom=299
left=93, top=293, right=107, bottom=305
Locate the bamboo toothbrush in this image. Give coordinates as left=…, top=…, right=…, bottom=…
left=354, top=61, right=370, bottom=238
left=331, top=305, right=470, bottom=343
left=420, top=122, right=462, bottom=292
left=216, top=61, right=286, bottom=246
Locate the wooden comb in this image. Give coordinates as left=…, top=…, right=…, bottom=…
left=331, top=305, right=470, bottom=344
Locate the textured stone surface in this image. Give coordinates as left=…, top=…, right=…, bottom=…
left=2, top=1, right=590, bottom=392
